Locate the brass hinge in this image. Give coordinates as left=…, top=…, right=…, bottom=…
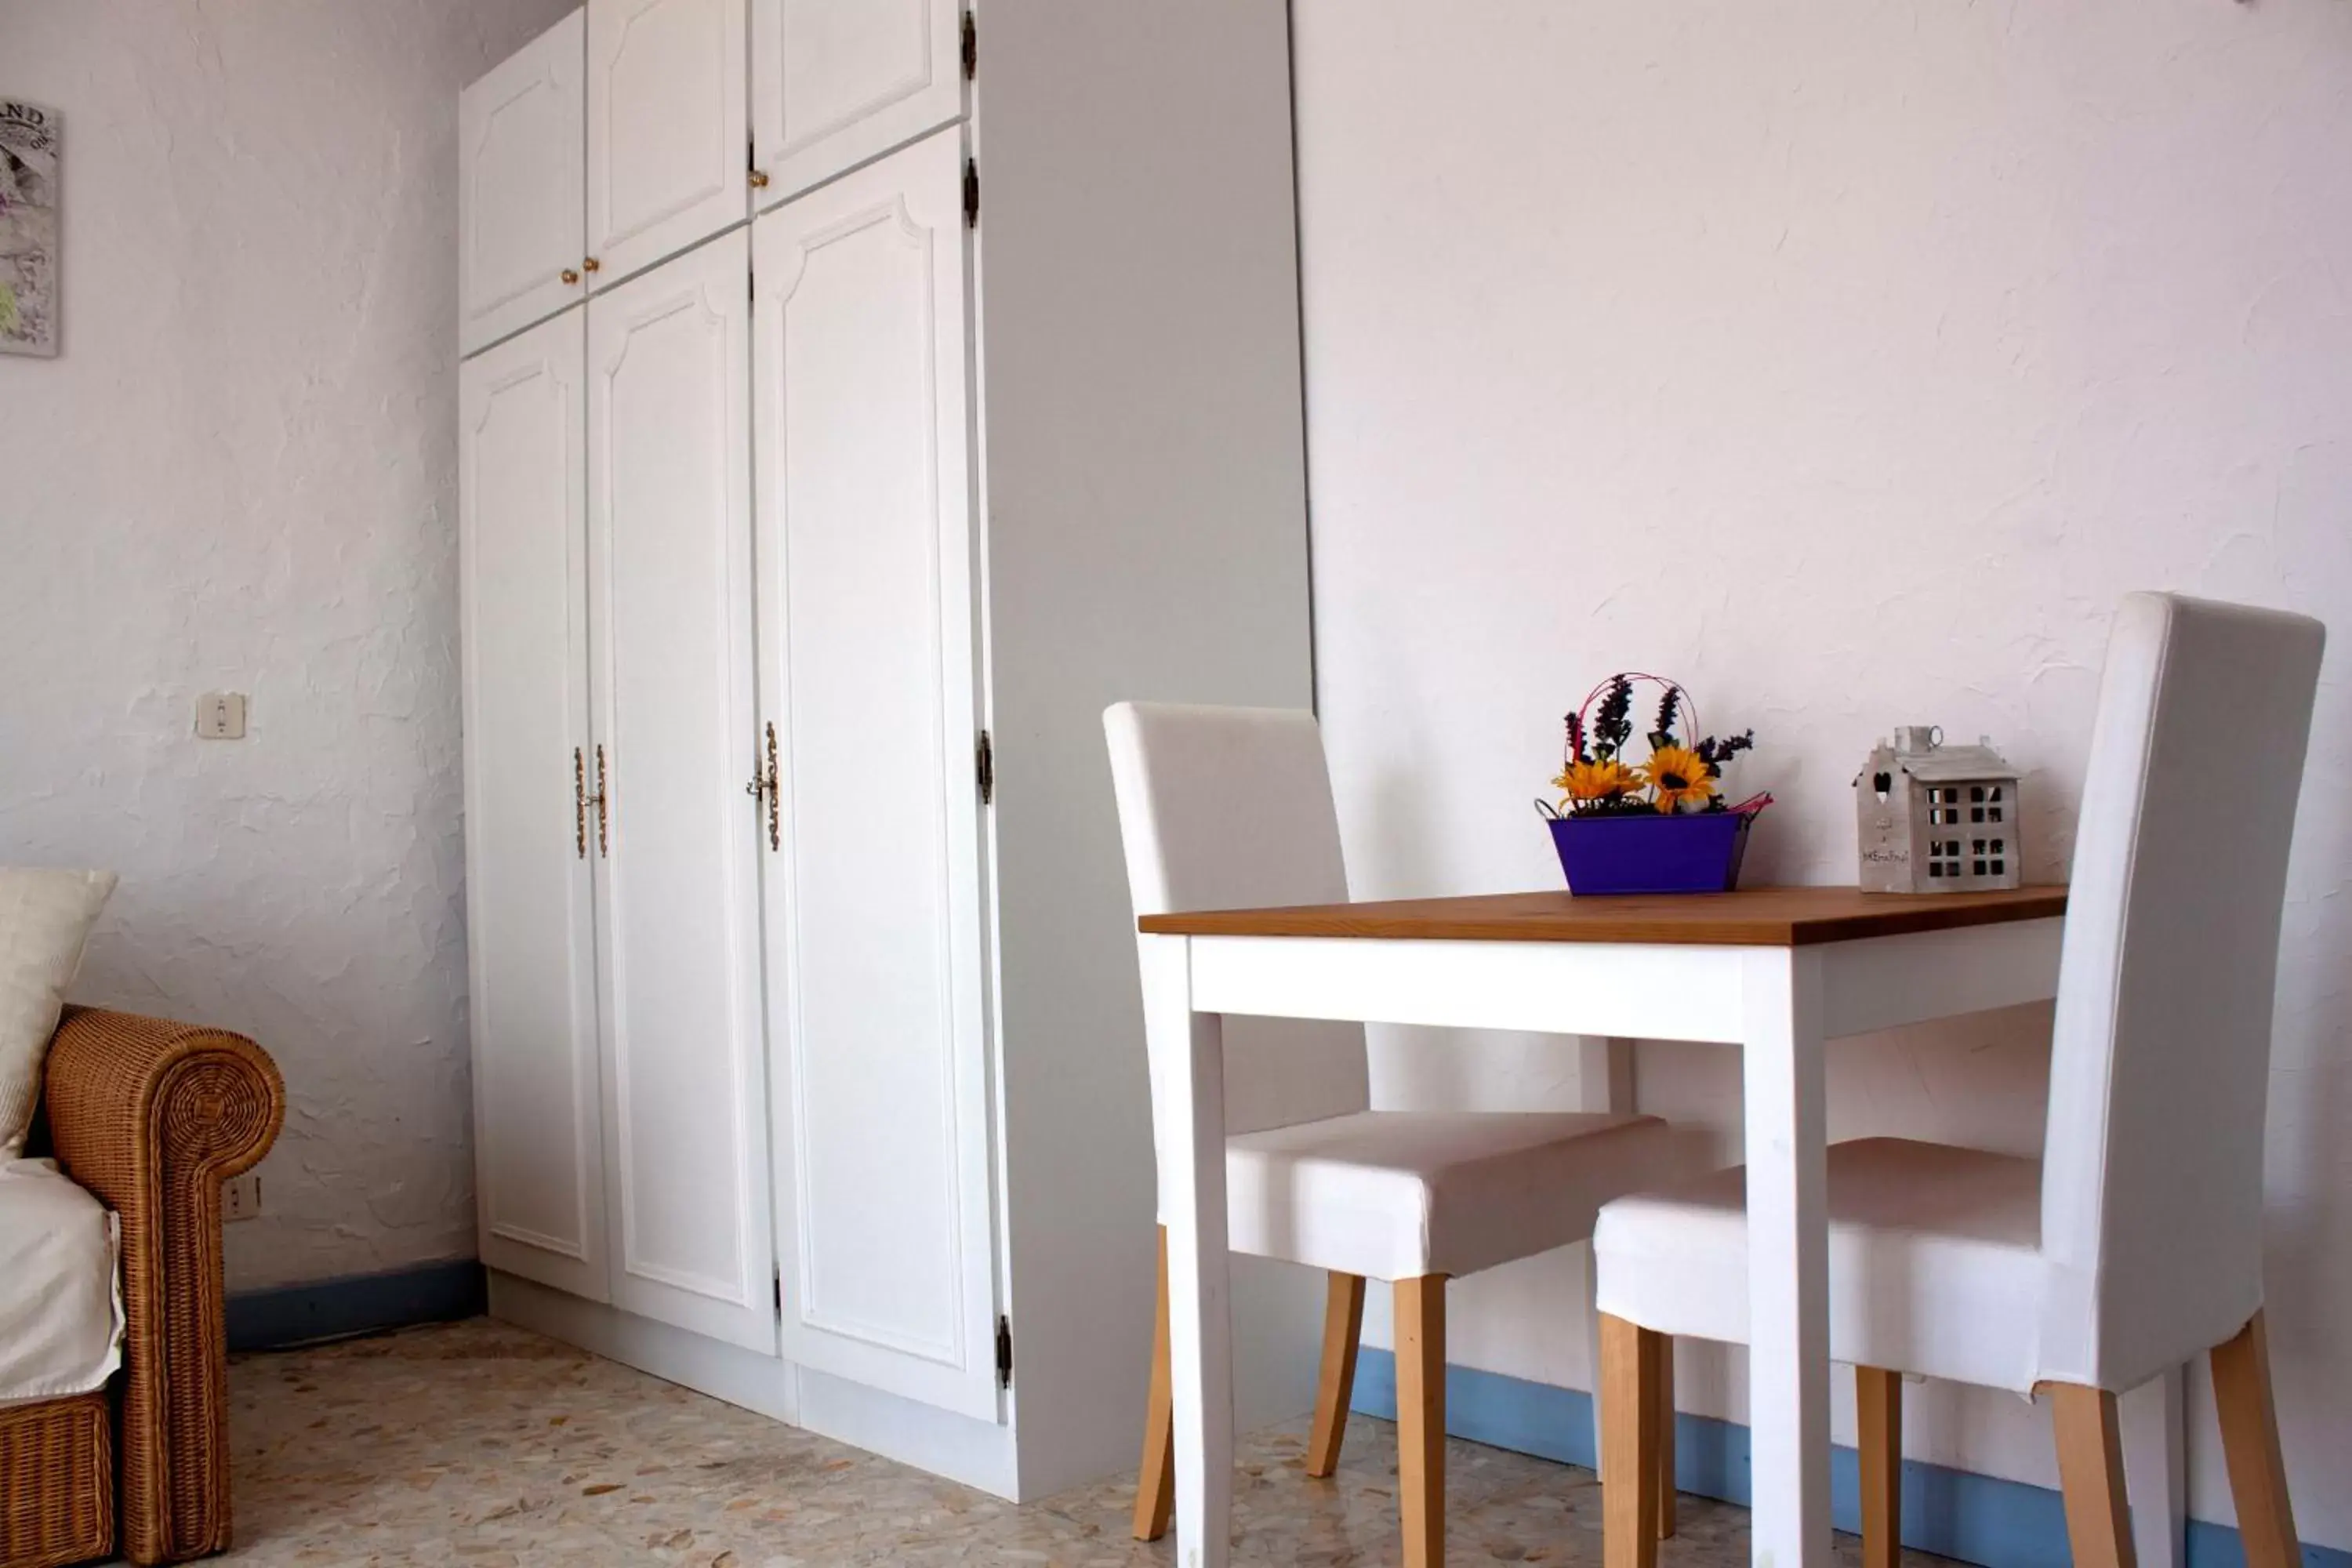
left=964, top=158, right=979, bottom=229
left=975, top=729, right=994, bottom=805
left=995, top=1315, right=1012, bottom=1389
left=960, top=10, right=976, bottom=79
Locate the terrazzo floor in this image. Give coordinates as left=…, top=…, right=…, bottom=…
left=194, top=1316, right=1951, bottom=1567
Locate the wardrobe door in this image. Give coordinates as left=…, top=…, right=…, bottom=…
left=585, top=230, right=775, bottom=1353
left=748, top=0, right=963, bottom=205
left=752, top=129, right=996, bottom=1419
left=459, top=9, right=586, bottom=356
left=459, top=308, right=608, bottom=1301
left=585, top=0, right=748, bottom=289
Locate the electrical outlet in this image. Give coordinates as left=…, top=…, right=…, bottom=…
left=223, top=1172, right=261, bottom=1222
left=196, top=691, right=249, bottom=740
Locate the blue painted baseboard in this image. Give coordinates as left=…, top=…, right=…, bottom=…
left=226, top=1258, right=485, bottom=1352
left=1352, top=1346, right=2347, bottom=1568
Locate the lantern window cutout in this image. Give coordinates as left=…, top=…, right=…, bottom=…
left=1854, top=728, right=2023, bottom=894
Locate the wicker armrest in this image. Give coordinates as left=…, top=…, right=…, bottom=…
left=40, top=1007, right=285, bottom=1566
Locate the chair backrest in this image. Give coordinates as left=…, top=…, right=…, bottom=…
left=2039, top=593, right=2325, bottom=1388
left=1103, top=703, right=1372, bottom=1184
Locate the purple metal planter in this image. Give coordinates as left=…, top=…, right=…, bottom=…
left=1548, top=809, right=1755, bottom=895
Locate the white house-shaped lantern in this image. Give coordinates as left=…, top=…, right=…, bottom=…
left=1855, top=726, right=2023, bottom=893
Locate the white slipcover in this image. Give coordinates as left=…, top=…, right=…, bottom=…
left=1105, top=702, right=1371, bottom=1153
left=0, top=1157, right=123, bottom=1406
left=1231, top=1109, right=1698, bottom=1282
left=1596, top=1138, right=2044, bottom=1392
left=1595, top=593, right=2327, bottom=1395
left=1106, top=701, right=1697, bottom=1282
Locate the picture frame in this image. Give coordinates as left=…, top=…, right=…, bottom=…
left=0, top=100, right=62, bottom=358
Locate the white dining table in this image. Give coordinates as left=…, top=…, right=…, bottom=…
left=1135, top=884, right=2076, bottom=1568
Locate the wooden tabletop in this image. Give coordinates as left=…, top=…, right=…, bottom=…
left=1138, top=884, right=2069, bottom=948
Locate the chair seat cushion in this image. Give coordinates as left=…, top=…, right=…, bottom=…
left=1223, top=1110, right=1696, bottom=1281
left=1594, top=1137, right=2046, bottom=1392
left=0, top=1159, right=122, bottom=1406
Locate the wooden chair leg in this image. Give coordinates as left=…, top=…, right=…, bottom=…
left=1601, top=1313, right=1661, bottom=1568
left=1653, top=1337, right=1676, bottom=1540
left=1132, top=1225, right=1177, bottom=1541
left=1305, top=1272, right=1367, bottom=1478
left=2049, top=1383, right=2136, bottom=1568
left=1857, top=1367, right=1903, bottom=1568
left=2211, top=1311, right=2299, bottom=1568
left=1395, top=1276, right=1449, bottom=1568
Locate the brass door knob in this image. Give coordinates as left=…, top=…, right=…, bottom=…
left=749, top=169, right=771, bottom=189
left=561, top=267, right=581, bottom=285
left=582, top=256, right=601, bottom=274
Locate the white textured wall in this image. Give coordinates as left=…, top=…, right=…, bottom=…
left=1292, top=0, right=2352, bottom=1544
left=0, top=0, right=576, bottom=1290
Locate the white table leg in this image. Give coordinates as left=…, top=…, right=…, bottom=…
left=1741, top=949, right=1831, bottom=1568
left=1577, top=1033, right=1638, bottom=1115
left=1142, top=935, right=1232, bottom=1568
left=2123, top=1365, right=2187, bottom=1568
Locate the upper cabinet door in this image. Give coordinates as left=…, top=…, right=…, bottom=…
left=459, top=10, right=586, bottom=357
left=749, top=0, right=963, bottom=205
left=585, top=231, right=775, bottom=1355
left=586, top=0, right=748, bottom=289
left=751, top=129, right=996, bottom=1421
left=458, top=308, right=608, bottom=1302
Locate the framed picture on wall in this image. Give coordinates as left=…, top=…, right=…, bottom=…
left=0, top=100, right=60, bottom=358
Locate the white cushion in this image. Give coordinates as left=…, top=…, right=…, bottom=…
left=1225, top=1110, right=1698, bottom=1281
left=1594, top=1138, right=2047, bottom=1393
left=0, top=1158, right=123, bottom=1406
left=0, top=869, right=118, bottom=1158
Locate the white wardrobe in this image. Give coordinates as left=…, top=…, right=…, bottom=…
left=457, top=0, right=1321, bottom=1500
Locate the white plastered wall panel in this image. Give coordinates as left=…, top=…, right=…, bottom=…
left=1292, top=0, right=2352, bottom=1544
left=0, top=0, right=583, bottom=1289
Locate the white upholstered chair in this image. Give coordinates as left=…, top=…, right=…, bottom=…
left=1106, top=701, right=1700, bottom=1566
left=1592, top=593, right=2326, bottom=1568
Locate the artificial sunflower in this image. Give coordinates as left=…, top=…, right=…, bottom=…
left=1642, top=744, right=1717, bottom=814
left=1553, top=757, right=1640, bottom=807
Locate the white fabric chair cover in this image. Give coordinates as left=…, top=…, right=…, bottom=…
left=1596, top=593, right=2326, bottom=1392
left=1104, top=702, right=1371, bottom=1156
left=1107, top=701, right=1687, bottom=1283
left=1599, top=1138, right=2045, bottom=1391
left=0, top=1157, right=123, bottom=1406
left=1229, top=1109, right=1697, bottom=1281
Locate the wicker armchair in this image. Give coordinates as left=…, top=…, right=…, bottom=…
left=0, top=1008, right=285, bottom=1568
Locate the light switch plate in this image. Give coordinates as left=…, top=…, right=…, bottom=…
left=223, top=1172, right=261, bottom=1221
left=197, top=691, right=248, bottom=739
